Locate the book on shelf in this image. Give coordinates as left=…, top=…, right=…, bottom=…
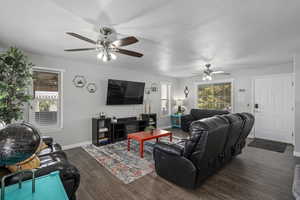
left=98, top=132, right=105, bottom=138
left=98, top=137, right=109, bottom=145
left=99, top=127, right=108, bottom=133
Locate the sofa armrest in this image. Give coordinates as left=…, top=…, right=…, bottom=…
left=181, top=114, right=194, bottom=123
left=181, top=115, right=194, bottom=132
left=41, top=136, right=54, bottom=146
left=153, top=142, right=197, bottom=189
left=154, top=142, right=183, bottom=156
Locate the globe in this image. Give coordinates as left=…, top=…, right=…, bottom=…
left=0, top=123, right=41, bottom=166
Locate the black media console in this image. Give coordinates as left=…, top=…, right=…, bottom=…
left=92, top=114, right=157, bottom=146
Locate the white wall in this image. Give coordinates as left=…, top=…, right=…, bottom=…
left=26, top=53, right=177, bottom=146
left=294, top=55, right=300, bottom=154
left=176, top=63, right=294, bottom=137
left=177, top=63, right=293, bottom=112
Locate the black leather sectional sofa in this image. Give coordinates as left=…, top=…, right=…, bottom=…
left=153, top=112, right=254, bottom=189
left=0, top=124, right=80, bottom=200
left=181, top=109, right=229, bottom=132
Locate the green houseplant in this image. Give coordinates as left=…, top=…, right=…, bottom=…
left=0, top=47, right=33, bottom=124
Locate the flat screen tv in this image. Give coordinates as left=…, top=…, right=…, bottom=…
left=106, top=79, right=145, bottom=105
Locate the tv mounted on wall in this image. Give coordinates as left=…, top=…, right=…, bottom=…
left=106, top=79, right=145, bottom=105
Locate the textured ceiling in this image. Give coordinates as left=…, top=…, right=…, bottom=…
left=0, top=0, right=299, bottom=77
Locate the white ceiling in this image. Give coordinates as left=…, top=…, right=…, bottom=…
left=0, top=0, right=299, bottom=77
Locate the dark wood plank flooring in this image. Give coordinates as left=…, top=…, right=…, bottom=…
left=66, top=138, right=300, bottom=200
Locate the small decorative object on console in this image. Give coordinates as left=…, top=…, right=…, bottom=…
left=86, top=83, right=97, bottom=93
left=111, top=117, right=117, bottom=123
left=99, top=112, right=106, bottom=119
left=73, top=75, right=86, bottom=88
left=144, top=125, right=155, bottom=134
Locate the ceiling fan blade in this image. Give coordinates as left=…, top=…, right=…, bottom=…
left=66, top=32, right=96, bottom=44
left=112, top=36, right=139, bottom=47
left=64, top=48, right=96, bottom=52
left=212, top=71, right=230, bottom=75
left=115, top=48, right=143, bottom=57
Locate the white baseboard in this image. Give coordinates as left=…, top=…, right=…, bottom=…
left=294, top=151, right=300, bottom=157
left=62, top=141, right=91, bottom=150
left=62, top=126, right=172, bottom=150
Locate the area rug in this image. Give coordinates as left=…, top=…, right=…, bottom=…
left=248, top=138, right=287, bottom=153
left=82, top=137, right=180, bottom=184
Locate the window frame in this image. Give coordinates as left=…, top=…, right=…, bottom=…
left=160, top=82, right=172, bottom=117
left=29, top=67, right=64, bottom=133
left=194, top=79, right=234, bottom=112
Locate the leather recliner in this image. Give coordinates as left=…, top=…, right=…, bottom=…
left=153, top=112, right=254, bottom=189
left=181, top=109, right=230, bottom=132
left=38, top=136, right=66, bottom=157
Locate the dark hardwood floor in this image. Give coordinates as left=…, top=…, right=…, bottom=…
left=66, top=136, right=300, bottom=200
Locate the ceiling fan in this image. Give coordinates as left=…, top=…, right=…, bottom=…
left=194, top=64, right=230, bottom=81
left=64, top=27, right=143, bottom=62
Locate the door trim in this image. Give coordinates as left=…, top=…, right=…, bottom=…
left=251, top=73, right=295, bottom=145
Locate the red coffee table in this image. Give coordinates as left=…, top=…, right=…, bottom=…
left=127, top=129, right=172, bottom=158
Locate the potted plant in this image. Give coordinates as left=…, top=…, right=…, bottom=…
left=0, top=47, right=33, bottom=124
left=144, top=125, right=155, bottom=134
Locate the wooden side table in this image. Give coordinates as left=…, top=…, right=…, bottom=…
left=171, top=114, right=182, bottom=128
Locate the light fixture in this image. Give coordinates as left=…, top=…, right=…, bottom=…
left=110, top=52, right=117, bottom=60
left=97, top=51, right=103, bottom=59
left=184, top=86, right=189, bottom=98
left=97, top=49, right=117, bottom=62
left=202, top=74, right=212, bottom=81
left=102, top=54, right=108, bottom=62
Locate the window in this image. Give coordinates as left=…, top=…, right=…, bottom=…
left=30, top=69, right=62, bottom=131
left=197, top=82, right=232, bottom=111
left=161, top=83, right=171, bottom=116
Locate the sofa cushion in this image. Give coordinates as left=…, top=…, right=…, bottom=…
left=190, top=109, right=229, bottom=120
left=183, top=116, right=230, bottom=172
left=236, top=113, right=255, bottom=144
left=191, top=117, right=229, bottom=170
left=219, top=114, right=244, bottom=161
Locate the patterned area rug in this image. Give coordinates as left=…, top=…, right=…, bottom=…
left=82, top=137, right=180, bottom=184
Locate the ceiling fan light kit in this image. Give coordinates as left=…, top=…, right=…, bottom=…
left=202, top=73, right=212, bottom=81
left=65, top=27, right=143, bottom=62
left=197, top=64, right=230, bottom=81
left=97, top=50, right=117, bottom=62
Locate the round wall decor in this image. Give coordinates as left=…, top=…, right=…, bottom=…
left=73, top=75, right=87, bottom=88
left=86, top=83, right=97, bottom=93
left=150, top=83, right=159, bottom=92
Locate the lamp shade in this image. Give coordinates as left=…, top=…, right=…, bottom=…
left=175, top=99, right=184, bottom=106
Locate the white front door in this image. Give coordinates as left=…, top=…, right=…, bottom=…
left=254, top=74, right=294, bottom=143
